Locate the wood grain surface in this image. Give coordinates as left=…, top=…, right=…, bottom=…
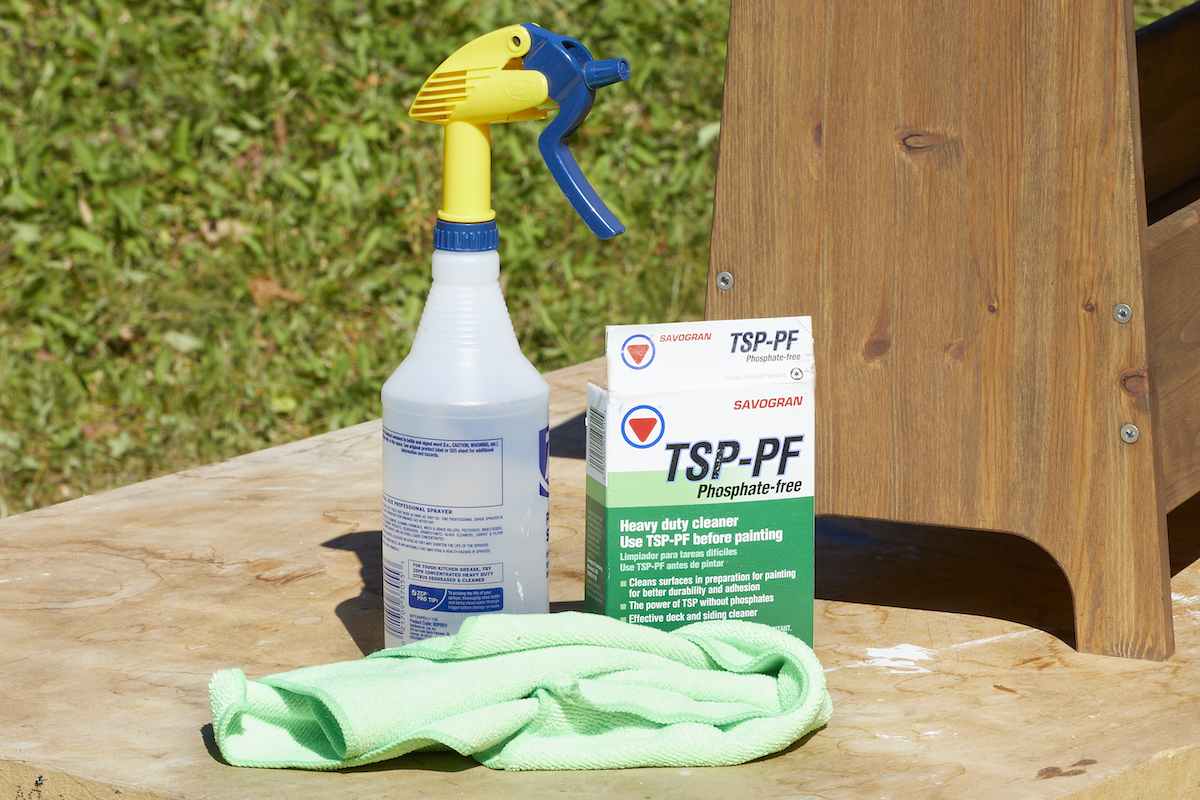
left=1148, top=200, right=1200, bottom=510
left=708, top=0, right=1174, bottom=659
left=7, top=357, right=1200, bottom=798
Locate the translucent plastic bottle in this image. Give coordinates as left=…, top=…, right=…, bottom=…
left=383, top=23, right=627, bottom=647
left=381, top=242, right=550, bottom=647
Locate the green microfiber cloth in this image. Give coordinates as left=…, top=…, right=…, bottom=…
left=208, top=611, right=831, bottom=771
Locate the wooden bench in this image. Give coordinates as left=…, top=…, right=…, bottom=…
left=707, top=0, right=1200, bottom=660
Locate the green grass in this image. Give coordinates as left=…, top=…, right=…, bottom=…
left=0, top=0, right=1193, bottom=516
left=1135, top=0, right=1194, bottom=24
left=0, top=0, right=728, bottom=514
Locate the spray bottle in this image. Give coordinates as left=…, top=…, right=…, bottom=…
left=382, top=24, right=630, bottom=647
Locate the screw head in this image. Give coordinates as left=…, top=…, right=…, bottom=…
left=1113, top=303, right=1132, bottom=323
left=716, top=271, right=734, bottom=291
left=1120, top=423, right=1140, bottom=443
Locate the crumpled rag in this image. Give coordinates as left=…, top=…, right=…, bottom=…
left=208, top=611, right=831, bottom=771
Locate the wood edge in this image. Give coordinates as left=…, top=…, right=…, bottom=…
left=704, top=0, right=751, bottom=321
left=1147, top=197, right=1200, bottom=250
left=1061, top=741, right=1200, bottom=800
left=544, top=356, right=605, bottom=387
left=1123, top=0, right=1176, bottom=663
left=0, top=759, right=169, bottom=800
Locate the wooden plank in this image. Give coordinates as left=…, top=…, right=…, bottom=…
left=1148, top=199, right=1200, bottom=509
left=9, top=360, right=1200, bottom=797
left=707, top=0, right=821, bottom=316
left=1135, top=1, right=1200, bottom=207
left=708, top=0, right=1172, bottom=659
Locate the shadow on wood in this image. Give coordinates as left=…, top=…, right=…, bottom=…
left=814, top=491, right=1200, bottom=653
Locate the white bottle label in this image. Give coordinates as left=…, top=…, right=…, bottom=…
left=381, top=420, right=549, bottom=646
left=384, top=432, right=504, bottom=507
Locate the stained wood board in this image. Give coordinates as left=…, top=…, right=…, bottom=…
left=1148, top=200, right=1200, bottom=509
left=4, top=358, right=1200, bottom=798
left=707, top=0, right=1172, bottom=659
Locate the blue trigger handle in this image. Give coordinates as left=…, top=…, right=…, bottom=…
left=523, top=24, right=629, bottom=240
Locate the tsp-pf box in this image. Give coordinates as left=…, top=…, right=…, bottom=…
left=584, top=317, right=816, bottom=643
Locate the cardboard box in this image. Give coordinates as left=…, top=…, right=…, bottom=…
left=584, top=317, right=816, bottom=643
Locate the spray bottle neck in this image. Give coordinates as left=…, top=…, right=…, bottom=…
left=440, top=121, right=495, bottom=224
left=415, top=248, right=515, bottom=354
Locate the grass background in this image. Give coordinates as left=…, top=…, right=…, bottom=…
left=0, top=0, right=1192, bottom=516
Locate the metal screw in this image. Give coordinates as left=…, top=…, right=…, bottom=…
left=1113, top=304, right=1132, bottom=323
left=716, top=271, right=734, bottom=291
left=1120, top=423, right=1140, bottom=443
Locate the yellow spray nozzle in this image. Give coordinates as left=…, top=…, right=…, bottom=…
left=410, top=25, right=551, bottom=223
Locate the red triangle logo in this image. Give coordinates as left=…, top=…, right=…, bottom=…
left=627, top=417, right=658, bottom=443
left=626, top=344, right=650, bottom=365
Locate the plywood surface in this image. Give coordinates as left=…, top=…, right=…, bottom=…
left=5, top=358, right=1200, bottom=799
